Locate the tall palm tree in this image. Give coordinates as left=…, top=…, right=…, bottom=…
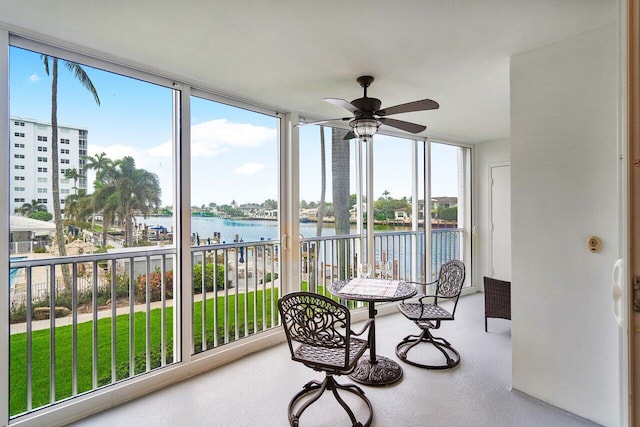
left=84, top=152, right=113, bottom=232
left=84, top=152, right=112, bottom=182
left=92, top=180, right=119, bottom=247
left=331, top=128, right=351, bottom=278
left=42, top=55, right=100, bottom=289
left=316, top=125, right=326, bottom=237
left=64, top=167, right=80, bottom=195
left=110, top=156, right=161, bottom=247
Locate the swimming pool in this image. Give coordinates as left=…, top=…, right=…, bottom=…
left=9, top=256, right=27, bottom=288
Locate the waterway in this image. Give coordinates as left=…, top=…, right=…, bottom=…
left=137, top=216, right=411, bottom=243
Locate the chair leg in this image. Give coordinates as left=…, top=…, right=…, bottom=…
left=288, top=375, right=373, bottom=427
left=485, top=316, right=488, bottom=332
left=396, top=328, right=460, bottom=370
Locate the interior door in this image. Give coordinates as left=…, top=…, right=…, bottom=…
left=490, top=164, right=511, bottom=281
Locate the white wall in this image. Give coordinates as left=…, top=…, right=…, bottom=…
left=475, top=138, right=510, bottom=289
left=510, top=23, right=620, bottom=426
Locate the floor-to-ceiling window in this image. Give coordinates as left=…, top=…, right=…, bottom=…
left=8, top=40, right=178, bottom=418
left=188, top=93, right=280, bottom=354
left=2, top=35, right=472, bottom=426
left=430, top=141, right=471, bottom=281
left=298, top=126, right=471, bottom=289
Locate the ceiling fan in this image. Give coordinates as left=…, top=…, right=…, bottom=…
left=303, top=75, right=439, bottom=140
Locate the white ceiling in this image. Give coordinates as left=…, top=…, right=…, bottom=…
left=1, top=0, right=618, bottom=143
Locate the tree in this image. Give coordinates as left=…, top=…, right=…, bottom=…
left=111, top=156, right=161, bottom=247
left=64, top=167, right=80, bottom=195
left=332, top=128, right=351, bottom=235
left=64, top=189, right=93, bottom=226
left=92, top=180, right=119, bottom=247
left=262, top=199, right=277, bottom=210
left=439, top=206, right=458, bottom=222
left=15, top=199, right=47, bottom=216
left=84, top=152, right=113, bottom=231
left=373, top=195, right=411, bottom=220
left=316, top=125, right=326, bottom=237
left=42, top=55, right=100, bottom=290
left=84, top=152, right=112, bottom=182
left=332, top=128, right=351, bottom=279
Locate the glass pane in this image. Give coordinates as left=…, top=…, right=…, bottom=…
left=188, top=95, right=280, bottom=353
left=430, top=142, right=463, bottom=275
left=299, top=125, right=358, bottom=237
left=8, top=45, right=176, bottom=417
left=372, top=135, right=422, bottom=280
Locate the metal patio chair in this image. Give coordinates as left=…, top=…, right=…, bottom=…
left=395, top=259, right=466, bottom=369
left=278, top=292, right=374, bottom=427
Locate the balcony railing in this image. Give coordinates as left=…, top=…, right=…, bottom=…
left=7, top=228, right=462, bottom=419
left=9, top=247, right=177, bottom=417
left=190, top=239, right=280, bottom=353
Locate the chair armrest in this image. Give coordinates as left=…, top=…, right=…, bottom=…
left=351, top=319, right=374, bottom=337
left=403, top=280, right=438, bottom=303
left=406, top=280, right=438, bottom=287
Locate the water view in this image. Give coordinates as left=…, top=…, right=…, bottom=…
left=137, top=216, right=413, bottom=244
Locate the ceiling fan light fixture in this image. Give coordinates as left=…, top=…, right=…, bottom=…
left=351, top=118, right=380, bottom=140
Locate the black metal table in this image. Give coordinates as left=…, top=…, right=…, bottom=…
left=329, top=279, right=417, bottom=386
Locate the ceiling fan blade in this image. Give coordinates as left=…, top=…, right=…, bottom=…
left=378, top=117, right=427, bottom=134
left=376, top=99, right=439, bottom=116
left=324, top=98, right=359, bottom=113
left=296, top=117, right=351, bottom=126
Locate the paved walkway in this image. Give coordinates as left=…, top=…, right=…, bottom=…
left=10, top=298, right=176, bottom=335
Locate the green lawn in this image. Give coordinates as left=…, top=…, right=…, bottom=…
left=9, top=287, right=280, bottom=417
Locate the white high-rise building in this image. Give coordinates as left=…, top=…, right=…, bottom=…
left=10, top=116, right=88, bottom=219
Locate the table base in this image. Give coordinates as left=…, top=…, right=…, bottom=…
left=349, top=355, right=403, bottom=386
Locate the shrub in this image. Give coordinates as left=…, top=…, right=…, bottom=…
left=264, top=272, right=278, bottom=283
left=136, top=269, right=174, bottom=303
left=9, top=303, right=27, bottom=324
left=192, top=263, right=225, bottom=293
left=28, top=211, right=53, bottom=222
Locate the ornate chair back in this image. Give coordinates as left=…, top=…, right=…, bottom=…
left=278, top=292, right=353, bottom=371
left=433, top=259, right=466, bottom=315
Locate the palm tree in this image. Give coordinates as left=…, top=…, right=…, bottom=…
left=84, top=152, right=112, bottom=181
left=84, top=152, right=113, bottom=232
left=316, top=125, right=326, bottom=237
left=92, top=180, right=118, bottom=247
left=110, top=156, right=161, bottom=247
left=64, top=167, right=80, bottom=195
left=331, top=128, right=351, bottom=278
left=64, top=189, right=93, bottom=226
left=42, top=55, right=100, bottom=290
left=14, top=199, right=47, bottom=216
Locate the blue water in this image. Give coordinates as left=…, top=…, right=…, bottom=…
left=137, top=216, right=409, bottom=244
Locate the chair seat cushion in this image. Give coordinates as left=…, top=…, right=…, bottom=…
left=398, top=302, right=453, bottom=321
left=293, top=337, right=368, bottom=370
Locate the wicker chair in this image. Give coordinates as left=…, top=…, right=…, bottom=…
left=278, top=292, right=374, bottom=427
left=483, top=276, right=511, bottom=332
left=395, top=260, right=466, bottom=369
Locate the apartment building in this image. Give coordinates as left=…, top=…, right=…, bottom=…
left=10, top=117, right=87, bottom=218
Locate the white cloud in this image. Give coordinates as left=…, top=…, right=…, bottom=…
left=191, top=119, right=275, bottom=157
left=235, top=162, right=264, bottom=175
left=87, top=118, right=277, bottom=205
left=29, top=73, right=40, bottom=82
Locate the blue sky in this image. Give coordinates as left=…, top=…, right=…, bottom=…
left=10, top=46, right=459, bottom=207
